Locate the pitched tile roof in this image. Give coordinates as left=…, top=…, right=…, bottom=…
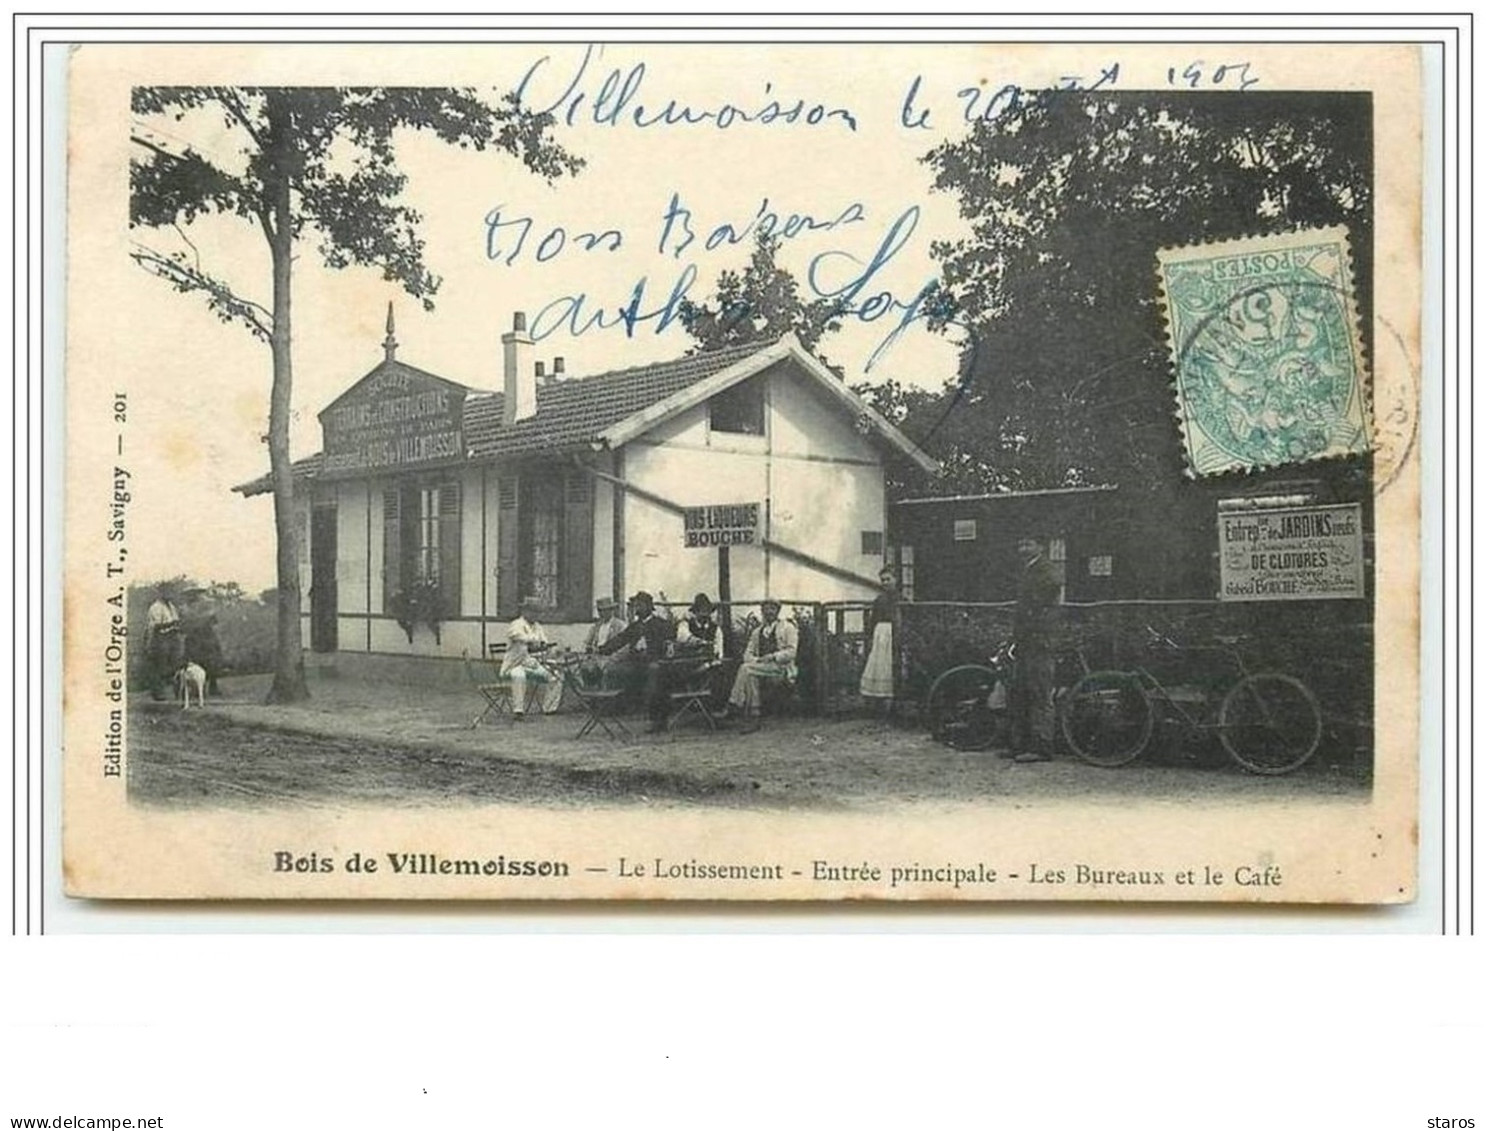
left=233, top=339, right=771, bottom=496
left=463, top=338, right=768, bottom=459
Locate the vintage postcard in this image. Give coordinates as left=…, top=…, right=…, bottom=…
left=62, top=40, right=1422, bottom=902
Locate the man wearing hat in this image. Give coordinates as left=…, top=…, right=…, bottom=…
left=1009, top=536, right=1062, bottom=762
left=726, top=598, right=798, bottom=733
left=502, top=597, right=564, bottom=720
left=144, top=583, right=183, bottom=701
left=576, top=595, right=630, bottom=690
left=673, top=592, right=729, bottom=709
left=595, top=590, right=676, bottom=731
left=584, top=596, right=629, bottom=653
left=674, top=593, right=724, bottom=660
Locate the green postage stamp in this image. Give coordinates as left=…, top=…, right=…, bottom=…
left=1157, top=227, right=1372, bottom=476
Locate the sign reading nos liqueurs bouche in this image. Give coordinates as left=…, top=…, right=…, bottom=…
left=683, top=502, right=761, bottom=549
left=320, top=369, right=465, bottom=474
left=1219, top=503, right=1365, bottom=601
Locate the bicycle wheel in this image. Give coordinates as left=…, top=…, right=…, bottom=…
left=1219, top=672, right=1322, bottom=775
left=925, top=664, right=1006, bottom=751
left=1061, top=670, right=1153, bottom=768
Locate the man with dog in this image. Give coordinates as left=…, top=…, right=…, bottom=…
left=145, top=585, right=184, bottom=701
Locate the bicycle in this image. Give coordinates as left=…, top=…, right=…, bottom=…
left=922, top=639, right=1016, bottom=752
left=1059, top=626, right=1323, bottom=775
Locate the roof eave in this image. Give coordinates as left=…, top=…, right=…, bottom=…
left=778, top=339, right=941, bottom=475
left=595, top=335, right=941, bottom=476
left=596, top=338, right=793, bottom=450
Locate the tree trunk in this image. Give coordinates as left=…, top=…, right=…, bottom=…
left=264, top=97, right=310, bottom=704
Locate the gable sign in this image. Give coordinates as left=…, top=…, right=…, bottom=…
left=321, top=369, right=465, bottom=475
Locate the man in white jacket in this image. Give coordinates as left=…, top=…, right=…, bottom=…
left=502, top=597, right=564, bottom=719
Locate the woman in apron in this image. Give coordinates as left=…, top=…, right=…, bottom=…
left=859, top=567, right=899, bottom=714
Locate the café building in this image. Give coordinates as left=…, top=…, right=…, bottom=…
left=235, top=311, right=937, bottom=662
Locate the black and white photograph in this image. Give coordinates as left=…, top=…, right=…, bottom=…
left=61, top=39, right=1421, bottom=901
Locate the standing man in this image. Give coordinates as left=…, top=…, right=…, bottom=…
left=1010, top=536, right=1062, bottom=763
left=502, top=597, right=564, bottom=720
left=596, top=590, right=675, bottom=732
left=145, top=584, right=183, bottom=701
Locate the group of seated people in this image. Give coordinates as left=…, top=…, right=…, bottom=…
left=500, top=590, right=797, bottom=733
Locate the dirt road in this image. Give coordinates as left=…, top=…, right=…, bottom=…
left=125, top=675, right=1370, bottom=811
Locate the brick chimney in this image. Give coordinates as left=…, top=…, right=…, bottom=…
left=502, top=312, right=536, bottom=424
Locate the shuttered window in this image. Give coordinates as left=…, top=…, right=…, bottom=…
left=495, top=466, right=594, bottom=621
left=382, top=479, right=461, bottom=617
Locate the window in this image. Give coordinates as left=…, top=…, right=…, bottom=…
left=496, top=468, right=594, bottom=620
left=520, top=476, right=565, bottom=610
left=382, top=479, right=461, bottom=616
left=953, top=518, right=977, bottom=542
left=1049, top=537, right=1067, bottom=562
left=708, top=377, right=765, bottom=435
left=861, top=530, right=884, bottom=556
left=896, top=545, right=915, bottom=601
left=1088, top=554, right=1114, bottom=577
left=417, top=486, right=442, bottom=584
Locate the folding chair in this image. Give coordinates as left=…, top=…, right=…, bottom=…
left=666, top=660, right=723, bottom=736
left=557, top=661, right=631, bottom=740
left=463, top=647, right=514, bottom=728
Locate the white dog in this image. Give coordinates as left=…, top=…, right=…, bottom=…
left=175, top=661, right=207, bottom=709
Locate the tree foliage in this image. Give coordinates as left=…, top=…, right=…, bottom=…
left=679, top=234, right=844, bottom=358
left=129, top=87, right=582, bottom=331
left=922, top=91, right=1372, bottom=491
left=130, top=86, right=581, bottom=701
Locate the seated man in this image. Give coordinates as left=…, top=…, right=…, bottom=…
left=726, top=599, right=798, bottom=733
left=577, top=596, right=629, bottom=688
left=674, top=593, right=724, bottom=659
left=674, top=592, right=728, bottom=705
left=595, top=590, right=674, bottom=732
left=501, top=597, right=564, bottom=720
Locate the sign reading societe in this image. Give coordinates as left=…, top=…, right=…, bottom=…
left=321, top=369, right=465, bottom=474
left=682, top=502, right=761, bottom=548
left=1218, top=502, right=1365, bottom=601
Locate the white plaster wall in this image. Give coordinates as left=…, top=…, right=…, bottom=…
left=624, top=435, right=770, bottom=601
left=369, top=616, right=485, bottom=658
left=769, top=371, right=878, bottom=463
left=619, top=366, right=886, bottom=605
left=769, top=459, right=883, bottom=600
left=592, top=467, right=615, bottom=604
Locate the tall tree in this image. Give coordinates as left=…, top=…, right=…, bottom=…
left=923, top=91, right=1372, bottom=491
left=679, top=233, right=843, bottom=358
left=130, top=87, right=581, bottom=702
